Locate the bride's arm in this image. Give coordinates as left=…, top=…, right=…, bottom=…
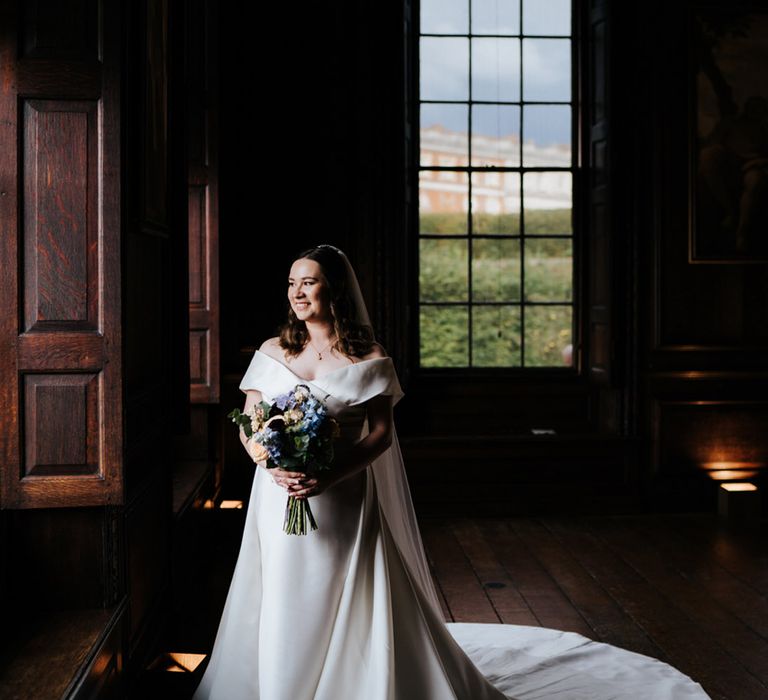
left=240, top=389, right=267, bottom=465
left=292, top=393, right=394, bottom=497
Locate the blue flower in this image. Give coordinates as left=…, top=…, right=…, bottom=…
left=274, top=393, right=291, bottom=410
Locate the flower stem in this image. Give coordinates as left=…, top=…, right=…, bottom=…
left=283, top=495, right=319, bottom=535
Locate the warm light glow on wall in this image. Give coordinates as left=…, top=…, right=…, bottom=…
left=707, top=470, right=760, bottom=481
left=701, top=461, right=762, bottom=481
left=168, top=652, right=206, bottom=672
left=149, top=652, right=207, bottom=673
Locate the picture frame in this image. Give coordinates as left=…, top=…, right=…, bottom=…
left=689, top=7, right=768, bottom=263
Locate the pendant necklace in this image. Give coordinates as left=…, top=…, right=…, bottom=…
left=309, top=338, right=334, bottom=360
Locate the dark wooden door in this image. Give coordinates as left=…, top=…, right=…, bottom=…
left=0, top=0, right=123, bottom=509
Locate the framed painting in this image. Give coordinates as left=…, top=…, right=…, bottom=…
left=690, top=7, right=768, bottom=263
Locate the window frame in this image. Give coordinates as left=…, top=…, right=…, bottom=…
left=410, top=0, right=582, bottom=377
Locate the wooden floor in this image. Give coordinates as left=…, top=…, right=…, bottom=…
left=140, top=512, right=768, bottom=700
left=421, top=514, right=768, bottom=700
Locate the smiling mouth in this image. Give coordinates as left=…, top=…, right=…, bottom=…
left=295, top=302, right=309, bottom=309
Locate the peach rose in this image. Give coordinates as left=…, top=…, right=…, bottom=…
left=246, top=439, right=269, bottom=463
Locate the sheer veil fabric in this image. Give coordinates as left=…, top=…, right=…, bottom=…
left=192, top=245, right=710, bottom=699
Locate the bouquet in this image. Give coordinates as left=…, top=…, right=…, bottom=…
left=228, top=383, right=340, bottom=535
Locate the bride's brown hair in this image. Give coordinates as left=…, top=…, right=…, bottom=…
left=277, top=245, right=376, bottom=359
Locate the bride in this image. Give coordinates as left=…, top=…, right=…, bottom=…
left=192, top=244, right=709, bottom=699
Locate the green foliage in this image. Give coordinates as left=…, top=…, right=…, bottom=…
left=420, top=302, right=573, bottom=367
left=522, top=208, right=572, bottom=235
left=227, top=407, right=253, bottom=438
left=419, top=305, right=468, bottom=367
left=471, top=212, right=520, bottom=235
left=418, top=212, right=467, bottom=235
left=523, top=306, right=573, bottom=367
left=418, top=217, right=574, bottom=367
left=420, top=239, right=468, bottom=302
left=419, top=208, right=572, bottom=236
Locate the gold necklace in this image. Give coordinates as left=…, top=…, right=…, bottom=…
left=308, top=337, right=335, bottom=360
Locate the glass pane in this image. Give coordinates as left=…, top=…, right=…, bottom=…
left=471, top=104, right=520, bottom=167
left=421, top=37, right=469, bottom=101
left=472, top=0, right=520, bottom=35
left=523, top=238, right=572, bottom=301
left=471, top=171, right=520, bottom=234
left=524, top=305, right=573, bottom=366
left=523, top=0, right=571, bottom=36
left=472, top=305, right=521, bottom=366
left=420, top=305, right=469, bottom=367
left=522, top=38, right=570, bottom=102
left=522, top=105, right=571, bottom=166
left=421, top=0, right=468, bottom=34
left=522, top=171, right=572, bottom=233
left=472, top=237, right=520, bottom=301
left=420, top=238, right=468, bottom=301
left=471, top=38, right=520, bottom=102
left=419, top=170, right=469, bottom=234
left=421, top=104, right=468, bottom=167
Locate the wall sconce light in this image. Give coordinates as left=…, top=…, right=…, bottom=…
left=717, top=482, right=760, bottom=522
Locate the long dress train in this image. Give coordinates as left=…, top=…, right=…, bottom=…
left=191, top=350, right=709, bottom=700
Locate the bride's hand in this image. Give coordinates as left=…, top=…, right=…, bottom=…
left=268, top=466, right=310, bottom=492
left=289, top=470, right=336, bottom=499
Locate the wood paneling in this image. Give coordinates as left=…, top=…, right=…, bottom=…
left=585, top=2, right=618, bottom=393
left=125, top=477, right=170, bottom=648
left=0, top=0, right=122, bottom=509
left=642, top=0, right=768, bottom=501
left=653, top=400, right=768, bottom=470
left=20, top=0, right=98, bottom=60
left=67, top=604, right=125, bottom=700
left=121, top=0, right=180, bottom=680
left=143, top=0, right=169, bottom=228
left=6, top=507, right=108, bottom=609
left=23, top=373, right=98, bottom=478
left=403, top=435, right=640, bottom=516
left=22, top=100, right=98, bottom=330
left=187, top=0, right=219, bottom=405
left=189, top=329, right=208, bottom=385
left=0, top=602, right=126, bottom=700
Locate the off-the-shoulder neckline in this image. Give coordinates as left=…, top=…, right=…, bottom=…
left=254, top=349, right=391, bottom=383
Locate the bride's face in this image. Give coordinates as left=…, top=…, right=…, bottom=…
left=288, top=258, right=331, bottom=322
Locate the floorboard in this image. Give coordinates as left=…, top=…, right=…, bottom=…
left=421, top=514, right=768, bottom=700
left=141, top=512, right=768, bottom=700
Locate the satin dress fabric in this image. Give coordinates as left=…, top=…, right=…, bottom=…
left=191, top=351, right=710, bottom=700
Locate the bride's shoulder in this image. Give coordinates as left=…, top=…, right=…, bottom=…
left=359, top=342, right=388, bottom=361
left=258, top=336, right=283, bottom=361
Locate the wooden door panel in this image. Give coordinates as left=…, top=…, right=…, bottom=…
left=22, top=99, right=99, bottom=330
left=23, top=373, right=99, bottom=477
left=187, top=1, right=219, bottom=404
left=0, top=0, right=122, bottom=509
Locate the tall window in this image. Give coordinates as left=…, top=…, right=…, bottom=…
left=418, top=0, right=575, bottom=369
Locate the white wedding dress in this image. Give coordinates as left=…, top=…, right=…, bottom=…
left=192, top=350, right=709, bottom=700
